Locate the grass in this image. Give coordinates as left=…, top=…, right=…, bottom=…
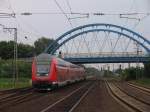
left=0, top=78, right=31, bottom=89
left=132, top=78, right=150, bottom=87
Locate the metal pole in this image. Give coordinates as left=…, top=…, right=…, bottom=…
left=14, top=29, right=16, bottom=87
left=3, top=28, right=18, bottom=87
left=14, top=28, right=18, bottom=85
left=0, top=25, right=18, bottom=87
left=135, top=42, right=141, bottom=80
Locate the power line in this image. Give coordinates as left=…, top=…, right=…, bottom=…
left=5, top=0, right=45, bottom=41
left=65, top=0, right=89, bottom=20
left=20, top=12, right=150, bottom=21
left=1, top=11, right=149, bottom=17
left=120, top=15, right=140, bottom=21
left=66, top=0, right=72, bottom=13
left=53, top=0, right=73, bottom=28
left=0, top=12, right=15, bottom=18
left=1, top=0, right=149, bottom=21
left=68, top=15, right=89, bottom=20
left=7, top=0, right=15, bottom=16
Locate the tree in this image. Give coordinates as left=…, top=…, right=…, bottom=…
left=0, top=37, right=56, bottom=59
left=34, top=37, right=55, bottom=55
left=85, top=67, right=100, bottom=76
left=18, top=43, right=34, bottom=58
left=0, top=41, right=14, bottom=59
left=144, top=63, right=150, bottom=78
left=0, top=41, right=34, bottom=59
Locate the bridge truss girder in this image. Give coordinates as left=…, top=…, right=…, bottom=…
left=45, top=23, right=150, bottom=55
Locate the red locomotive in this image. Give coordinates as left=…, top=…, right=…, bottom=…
left=32, top=53, right=85, bottom=90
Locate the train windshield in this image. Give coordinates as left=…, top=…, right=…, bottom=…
left=36, top=53, right=52, bottom=76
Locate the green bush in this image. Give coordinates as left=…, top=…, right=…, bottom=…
left=0, top=59, right=31, bottom=78
left=103, top=70, right=114, bottom=77
left=0, top=60, right=13, bottom=78
left=0, top=78, right=31, bottom=89
left=17, top=60, right=31, bottom=78
left=144, top=62, right=150, bottom=78
left=120, top=67, right=144, bottom=81
left=134, top=78, right=150, bottom=86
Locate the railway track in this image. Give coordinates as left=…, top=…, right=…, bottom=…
left=0, top=88, right=37, bottom=110
left=70, top=79, right=129, bottom=112
left=3, top=79, right=149, bottom=112
left=0, top=80, right=92, bottom=112
left=105, top=80, right=150, bottom=112
left=0, top=79, right=139, bottom=112
left=0, top=87, right=32, bottom=94
left=114, top=82, right=150, bottom=105
left=40, top=81, right=95, bottom=112
left=127, top=82, right=150, bottom=94
left=0, top=87, right=33, bottom=100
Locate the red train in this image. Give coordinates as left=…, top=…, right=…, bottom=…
left=32, top=53, right=85, bottom=90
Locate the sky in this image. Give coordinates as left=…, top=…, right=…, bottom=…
left=0, top=0, right=149, bottom=45
left=0, top=0, right=149, bottom=69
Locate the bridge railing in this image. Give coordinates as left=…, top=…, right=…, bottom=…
left=63, top=52, right=146, bottom=58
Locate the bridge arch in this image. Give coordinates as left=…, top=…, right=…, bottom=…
left=45, top=23, right=150, bottom=55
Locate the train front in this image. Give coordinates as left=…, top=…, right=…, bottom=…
left=32, top=53, right=54, bottom=90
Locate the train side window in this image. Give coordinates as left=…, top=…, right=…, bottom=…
left=57, top=59, right=67, bottom=67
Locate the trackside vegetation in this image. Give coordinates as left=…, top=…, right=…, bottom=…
left=114, top=63, right=150, bottom=87
left=0, top=37, right=55, bottom=89
left=116, top=64, right=150, bottom=80
left=133, top=78, right=150, bottom=87
left=0, top=37, right=150, bottom=88
left=0, top=78, right=31, bottom=89
left=0, top=59, right=32, bottom=89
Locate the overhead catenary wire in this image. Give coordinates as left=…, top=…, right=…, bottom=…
left=66, top=0, right=72, bottom=14
left=0, top=0, right=148, bottom=21
left=115, top=0, right=136, bottom=56
left=6, top=0, right=45, bottom=39
left=1, top=0, right=150, bottom=44
left=0, top=0, right=44, bottom=47
left=53, top=0, right=73, bottom=28
left=0, top=11, right=149, bottom=18
left=20, top=12, right=150, bottom=16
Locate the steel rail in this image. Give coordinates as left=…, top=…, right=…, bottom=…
left=105, top=80, right=140, bottom=112
left=40, top=82, right=91, bottom=112
left=68, top=83, right=95, bottom=112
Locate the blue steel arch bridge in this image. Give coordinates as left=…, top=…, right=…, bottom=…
left=44, top=23, right=150, bottom=64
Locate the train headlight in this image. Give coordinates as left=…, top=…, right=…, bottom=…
left=37, top=74, right=40, bottom=76
left=52, top=81, right=57, bottom=84
left=45, top=74, right=48, bottom=76
left=36, top=73, right=48, bottom=76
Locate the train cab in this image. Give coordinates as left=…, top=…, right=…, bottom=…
left=32, top=53, right=55, bottom=89
left=32, top=53, right=85, bottom=90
